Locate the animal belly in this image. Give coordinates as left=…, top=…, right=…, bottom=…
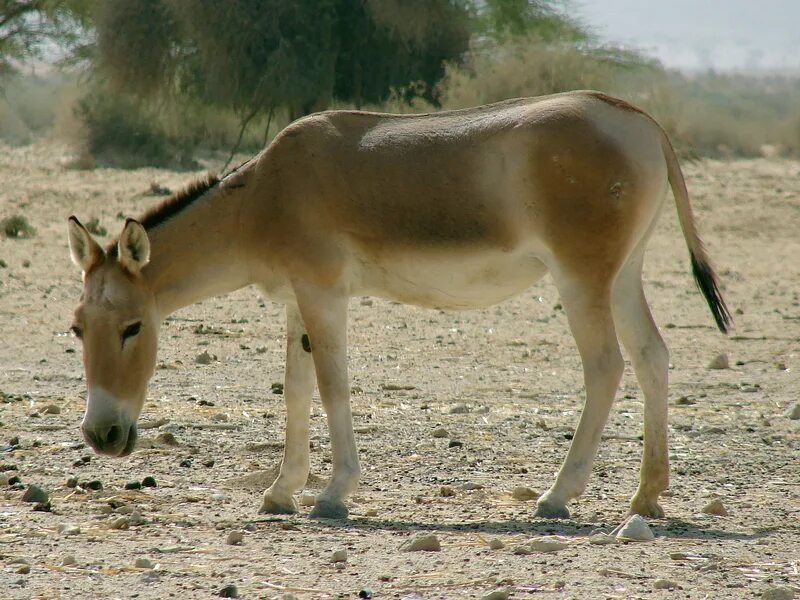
left=353, top=249, right=548, bottom=310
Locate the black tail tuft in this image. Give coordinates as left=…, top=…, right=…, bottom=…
left=691, top=253, right=732, bottom=334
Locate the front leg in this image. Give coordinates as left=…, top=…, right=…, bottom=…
left=260, top=305, right=315, bottom=514
left=293, top=279, right=359, bottom=519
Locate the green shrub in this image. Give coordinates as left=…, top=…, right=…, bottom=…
left=1, top=215, right=36, bottom=239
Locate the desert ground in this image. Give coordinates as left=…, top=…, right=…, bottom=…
left=0, top=142, right=798, bottom=599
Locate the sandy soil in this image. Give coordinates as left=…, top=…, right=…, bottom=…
left=0, top=142, right=798, bottom=599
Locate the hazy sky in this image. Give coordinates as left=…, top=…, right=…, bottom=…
left=573, top=0, right=800, bottom=73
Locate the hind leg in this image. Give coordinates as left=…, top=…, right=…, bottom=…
left=612, top=252, right=670, bottom=518
left=535, top=268, right=624, bottom=518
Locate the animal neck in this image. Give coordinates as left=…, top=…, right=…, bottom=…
left=143, top=176, right=254, bottom=317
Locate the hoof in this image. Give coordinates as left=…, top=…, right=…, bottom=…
left=258, top=494, right=298, bottom=515
left=629, top=495, right=665, bottom=518
left=534, top=497, right=571, bottom=519
left=309, top=498, right=349, bottom=520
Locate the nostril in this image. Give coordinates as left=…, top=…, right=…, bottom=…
left=105, top=425, right=122, bottom=446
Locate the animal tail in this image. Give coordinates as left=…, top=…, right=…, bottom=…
left=661, top=135, right=733, bottom=334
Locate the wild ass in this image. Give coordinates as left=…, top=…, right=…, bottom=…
left=67, top=91, right=730, bottom=520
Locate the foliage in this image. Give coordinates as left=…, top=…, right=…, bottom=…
left=1, top=214, right=36, bottom=238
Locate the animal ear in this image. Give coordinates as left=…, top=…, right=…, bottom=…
left=68, top=216, right=105, bottom=272
left=118, top=219, right=150, bottom=273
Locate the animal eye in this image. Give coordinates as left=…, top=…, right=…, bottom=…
left=122, top=322, right=142, bottom=340
left=70, top=325, right=83, bottom=339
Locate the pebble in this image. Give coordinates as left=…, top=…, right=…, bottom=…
left=58, top=523, right=81, bottom=535
left=226, top=531, right=244, bottom=545
left=439, top=486, right=456, bottom=497
left=331, top=549, right=348, bottom=563
left=109, top=516, right=130, bottom=530
left=65, top=476, right=78, bottom=488
left=135, top=557, right=154, bottom=569
left=615, top=514, right=655, bottom=542
left=702, top=498, right=729, bottom=516
left=141, top=476, right=157, bottom=487
left=432, top=427, right=449, bottom=438
left=461, top=481, right=483, bottom=491
left=33, top=501, right=52, bottom=512
left=588, top=533, right=617, bottom=545
left=513, top=545, right=532, bottom=555
left=0, top=473, right=8, bottom=485
left=762, top=586, right=795, bottom=600
left=511, top=486, right=539, bottom=501
left=401, top=533, right=441, bottom=552
left=195, top=350, right=215, bottom=364
left=156, top=432, right=179, bottom=445
left=448, top=439, right=463, bottom=448
left=283, top=594, right=300, bottom=600
left=22, top=484, right=49, bottom=503
left=42, top=404, right=61, bottom=415
left=218, top=584, right=239, bottom=598
left=527, top=536, right=569, bottom=552
left=129, top=510, right=145, bottom=526
left=61, top=555, right=76, bottom=566
left=447, top=403, right=469, bottom=414
left=708, top=353, right=730, bottom=369
left=364, top=508, right=378, bottom=517
left=488, top=538, right=505, bottom=550
left=16, top=564, right=30, bottom=574
left=653, top=579, right=680, bottom=590
left=785, top=403, right=800, bottom=420
left=125, top=480, right=142, bottom=490
left=481, top=591, right=509, bottom=600
left=299, top=493, right=316, bottom=506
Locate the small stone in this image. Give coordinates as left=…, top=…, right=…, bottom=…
left=481, top=591, right=509, bottom=600
left=432, top=427, right=449, bottom=438
left=488, top=538, right=505, bottom=550
left=58, top=523, right=81, bottom=535
left=42, top=404, right=61, bottom=415
left=196, top=398, right=215, bottom=406
left=653, top=578, right=680, bottom=590
left=439, top=486, right=456, bottom=497
left=16, top=564, right=30, bottom=574
left=702, top=498, right=729, bottom=516
left=448, top=439, right=463, bottom=448
left=65, top=476, right=78, bottom=488
left=156, top=432, right=179, bottom=445
left=331, top=549, right=348, bottom=563
left=461, top=481, right=483, bottom=490
left=125, top=480, right=142, bottom=490
left=135, top=558, right=154, bottom=569
left=762, top=586, right=795, bottom=600
left=283, top=594, right=300, bottom=600
left=22, top=484, right=49, bottom=503
left=528, top=536, right=569, bottom=552
left=299, top=493, right=316, bottom=506
left=364, top=508, right=378, bottom=517
left=218, top=584, right=239, bottom=598
left=141, top=476, right=157, bottom=487
left=401, top=533, right=441, bottom=552
left=83, top=480, right=103, bottom=491
left=179, top=458, right=192, bottom=468
left=61, top=554, right=76, bottom=566
left=109, top=516, right=130, bottom=530
left=129, top=510, right=145, bottom=526
left=615, top=514, right=655, bottom=542
left=784, top=403, right=800, bottom=420
left=708, top=353, right=729, bottom=370
left=512, top=545, right=532, bottom=555
left=588, top=533, right=617, bottom=545
left=511, top=486, right=539, bottom=501
left=358, top=589, right=373, bottom=599
left=33, top=501, right=52, bottom=512
left=195, top=350, right=215, bottom=364
left=447, top=403, right=469, bottom=414
left=226, top=531, right=244, bottom=545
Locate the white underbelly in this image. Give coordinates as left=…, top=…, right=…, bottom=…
left=350, top=247, right=549, bottom=310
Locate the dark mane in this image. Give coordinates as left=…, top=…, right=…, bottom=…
left=107, top=174, right=220, bottom=256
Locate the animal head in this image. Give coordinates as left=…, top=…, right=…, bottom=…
left=68, top=216, right=158, bottom=456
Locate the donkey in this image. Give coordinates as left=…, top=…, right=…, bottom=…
left=67, top=91, right=730, bottom=520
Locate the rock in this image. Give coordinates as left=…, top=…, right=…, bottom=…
left=33, top=501, right=52, bottom=512
left=156, top=432, right=179, bottom=445
left=702, top=498, right=729, bottom=516
left=195, top=351, right=215, bottom=365
left=125, top=480, right=142, bottom=490
left=135, top=557, right=154, bottom=569
left=22, top=484, right=49, bottom=503
left=512, top=545, right=532, bottom=555
left=331, top=549, right=348, bottom=563
left=588, top=533, right=617, bottom=545
left=42, top=404, right=61, bottom=415
left=211, top=413, right=229, bottom=422
left=141, top=476, right=157, bottom=487
left=109, top=516, right=130, bottom=530
left=16, top=564, right=30, bottom=574
left=299, top=493, right=316, bottom=506
left=654, top=579, right=680, bottom=590
left=511, top=486, right=539, bottom=501
left=785, top=403, right=800, bottom=420
left=61, top=555, right=76, bottom=566
left=488, top=538, right=505, bottom=550
left=58, top=523, right=81, bottom=536
left=432, top=427, right=449, bottom=438
left=129, top=510, right=145, bottom=526
left=401, top=533, right=441, bottom=552
left=762, top=586, right=795, bottom=600
left=226, top=531, right=244, bottom=545
left=364, top=508, right=378, bottom=517
left=481, top=591, right=509, bottom=600
left=447, top=403, right=469, bottom=414
left=528, top=536, right=569, bottom=552
left=461, top=481, right=483, bottom=491
left=283, top=594, right=300, bottom=600
left=473, top=405, right=490, bottom=414
left=439, top=486, right=456, bottom=497
left=708, top=353, right=729, bottom=370
left=65, top=476, right=78, bottom=488
left=448, top=439, right=463, bottom=448
left=615, top=514, right=655, bottom=542
left=218, top=584, right=239, bottom=598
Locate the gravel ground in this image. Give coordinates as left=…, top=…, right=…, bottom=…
left=0, top=142, right=798, bottom=599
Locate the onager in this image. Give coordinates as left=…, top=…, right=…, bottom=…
left=68, top=91, right=730, bottom=520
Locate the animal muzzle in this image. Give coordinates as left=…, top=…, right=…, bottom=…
left=81, top=388, right=139, bottom=457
